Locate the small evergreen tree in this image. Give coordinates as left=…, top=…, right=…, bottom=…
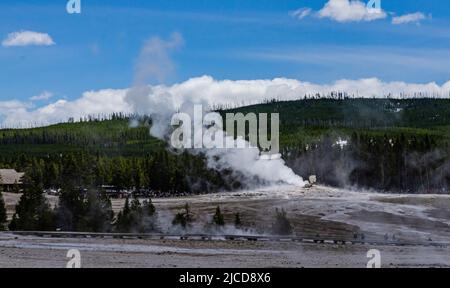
left=272, top=208, right=292, bottom=235
left=130, top=197, right=142, bottom=214
left=115, top=197, right=131, bottom=232
left=123, top=196, right=131, bottom=216
left=212, top=206, right=225, bottom=226
left=115, top=211, right=124, bottom=231
left=141, top=198, right=157, bottom=232
left=78, top=190, right=114, bottom=232
left=56, top=154, right=87, bottom=231
left=172, top=212, right=188, bottom=228
left=115, top=196, right=157, bottom=233
left=129, top=196, right=144, bottom=231
left=10, top=167, right=55, bottom=231
left=8, top=214, right=18, bottom=231
left=143, top=199, right=155, bottom=216
left=172, top=203, right=193, bottom=228
left=181, top=203, right=193, bottom=223
left=234, top=213, right=242, bottom=228
left=0, top=192, right=7, bottom=230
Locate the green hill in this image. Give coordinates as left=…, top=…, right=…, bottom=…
left=224, top=98, right=450, bottom=193
left=0, top=117, right=165, bottom=157
left=223, top=98, right=450, bottom=149
left=1, top=98, right=449, bottom=193
left=0, top=115, right=239, bottom=194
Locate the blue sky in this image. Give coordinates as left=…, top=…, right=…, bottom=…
left=1, top=0, right=450, bottom=104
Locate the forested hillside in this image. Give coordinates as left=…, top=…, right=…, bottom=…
left=0, top=114, right=241, bottom=195
left=226, top=98, right=450, bottom=193
left=1, top=98, right=450, bottom=194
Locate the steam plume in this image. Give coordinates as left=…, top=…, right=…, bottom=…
left=125, top=33, right=306, bottom=187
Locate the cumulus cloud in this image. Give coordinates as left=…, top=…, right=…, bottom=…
left=289, top=8, right=312, bottom=20
left=2, top=76, right=450, bottom=128
left=0, top=100, right=30, bottom=111
left=30, top=91, right=53, bottom=101
left=392, top=12, right=428, bottom=25
left=0, top=100, right=31, bottom=128
left=317, top=0, right=387, bottom=22
left=1, top=89, right=131, bottom=128
left=2, top=30, right=55, bottom=47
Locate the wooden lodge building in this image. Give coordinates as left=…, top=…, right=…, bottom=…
left=0, top=169, right=24, bottom=192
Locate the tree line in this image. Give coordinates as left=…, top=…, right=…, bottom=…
left=285, top=132, right=450, bottom=193
left=2, top=168, right=268, bottom=233
left=1, top=169, right=292, bottom=234
left=0, top=149, right=242, bottom=195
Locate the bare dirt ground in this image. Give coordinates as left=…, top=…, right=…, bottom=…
left=2, top=185, right=450, bottom=268
left=0, top=233, right=449, bottom=268
left=126, top=185, right=450, bottom=243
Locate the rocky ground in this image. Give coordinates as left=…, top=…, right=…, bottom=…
left=0, top=233, right=449, bottom=268
left=2, top=185, right=449, bottom=268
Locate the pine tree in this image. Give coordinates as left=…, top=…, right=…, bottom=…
left=115, top=211, right=124, bottom=231
left=143, top=199, right=156, bottom=216
left=10, top=166, right=55, bottom=231
left=172, top=212, right=188, bottom=228
left=172, top=203, right=194, bottom=228
left=234, top=213, right=242, bottom=228
left=8, top=214, right=18, bottom=231
left=130, top=197, right=142, bottom=214
left=0, top=192, right=7, bottom=230
left=56, top=154, right=85, bottom=231
left=272, top=208, right=292, bottom=235
left=140, top=198, right=158, bottom=232
left=212, top=206, right=225, bottom=226
left=78, top=190, right=114, bottom=232
left=115, top=196, right=151, bottom=232
left=114, top=197, right=131, bottom=232
left=184, top=203, right=193, bottom=223
left=129, top=196, right=144, bottom=231
left=123, top=196, right=131, bottom=217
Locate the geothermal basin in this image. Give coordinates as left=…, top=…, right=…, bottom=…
left=1, top=185, right=450, bottom=268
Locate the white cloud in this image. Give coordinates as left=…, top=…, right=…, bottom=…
left=0, top=100, right=30, bottom=111
left=2, top=30, right=55, bottom=47
left=317, top=0, right=386, bottom=22
left=392, top=12, right=427, bottom=25
left=30, top=91, right=53, bottom=101
left=1, top=76, right=450, bottom=128
left=0, top=100, right=31, bottom=128
left=291, top=1, right=430, bottom=25
left=1, top=89, right=131, bottom=128
left=289, top=8, right=312, bottom=20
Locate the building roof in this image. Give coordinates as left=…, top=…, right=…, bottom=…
left=0, top=169, right=25, bottom=185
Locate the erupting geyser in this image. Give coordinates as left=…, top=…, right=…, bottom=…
left=203, top=135, right=306, bottom=187
left=124, top=33, right=306, bottom=187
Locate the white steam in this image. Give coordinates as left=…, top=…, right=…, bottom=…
left=125, top=34, right=306, bottom=187
left=203, top=135, right=305, bottom=186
